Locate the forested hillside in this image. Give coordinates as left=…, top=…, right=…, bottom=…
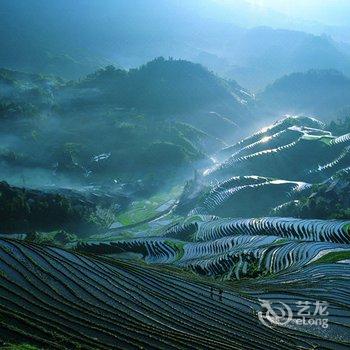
left=0, top=58, right=256, bottom=197
left=1, top=2, right=350, bottom=349
left=259, top=69, right=350, bottom=118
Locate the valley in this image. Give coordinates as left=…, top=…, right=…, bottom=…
left=1, top=112, right=350, bottom=349
left=1, top=1, right=350, bottom=348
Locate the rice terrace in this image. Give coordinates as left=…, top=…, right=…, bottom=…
left=1, top=1, right=350, bottom=349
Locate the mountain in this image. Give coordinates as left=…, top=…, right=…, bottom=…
left=2, top=1, right=350, bottom=90
left=273, top=167, right=350, bottom=220
left=2, top=3, right=350, bottom=350
left=60, top=58, right=255, bottom=139
left=0, top=181, right=129, bottom=235
left=218, top=27, right=350, bottom=90
left=259, top=69, right=350, bottom=119
left=1, top=114, right=350, bottom=349
left=178, top=115, right=350, bottom=219
left=0, top=58, right=256, bottom=194
left=74, top=58, right=252, bottom=115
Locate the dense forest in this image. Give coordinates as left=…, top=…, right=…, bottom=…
left=0, top=58, right=256, bottom=190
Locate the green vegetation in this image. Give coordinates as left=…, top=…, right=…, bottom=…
left=273, top=170, right=350, bottom=220
left=2, top=344, right=39, bottom=350
left=0, top=181, right=114, bottom=235
left=116, top=185, right=182, bottom=226
left=315, top=250, right=350, bottom=264
left=2, top=345, right=39, bottom=350
left=0, top=59, right=248, bottom=192
left=79, top=58, right=247, bottom=114
left=165, top=239, right=185, bottom=260
left=2, top=2, right=350, bottom=349
left=329, top=114, right=350, bottom=135
left=260, top=69, right=350, bottom=118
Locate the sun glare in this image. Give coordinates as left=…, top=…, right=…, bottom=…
left=260, top=136, right=271, bottom=143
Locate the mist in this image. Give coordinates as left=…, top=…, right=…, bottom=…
left=1, top=2, right=350, bottom=349
left=245, top=0, right=350, bottom=27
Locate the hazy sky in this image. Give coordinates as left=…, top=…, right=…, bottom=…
left=246, top=0, right=350, bottom=26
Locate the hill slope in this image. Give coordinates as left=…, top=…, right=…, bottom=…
left=259, top=69, right=350, bottom=119
left=0, top=58, right=255, bottom=192
left=75, top=58, right=253, bottom=117
left=2, top=1, right=350, bottom=90
left=1, top=238, right=349, bottom=349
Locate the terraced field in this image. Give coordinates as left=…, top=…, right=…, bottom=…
left=78, top=216, right=350, bottom=277
left=1, top=238, right=350, bottom=349
left=1, top=116, right=350, bottom=349
left=207, top=117, right=348, bottom=182
left=218, top=116, right=326, bottom=159
left=175, top=116, right=350, bottom=218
